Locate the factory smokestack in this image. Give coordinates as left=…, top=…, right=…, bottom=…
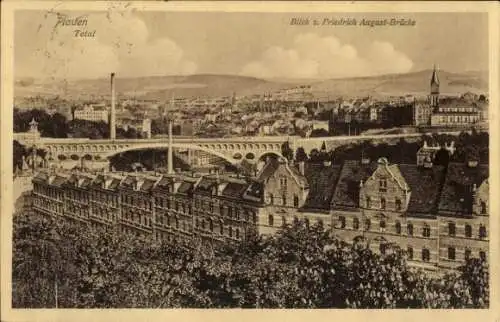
left=110, top=73, right=116, bottom=140
left=167, top=95, right=174, bottom=174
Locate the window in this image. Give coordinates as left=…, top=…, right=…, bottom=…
left=339, top=216, right=346, bottom=229
left=379, top=179, right=387, bottom=192
left=395, top=221, right=401, bottom=234
left=175, top=217, right=179, bottom=229
left=268, top=214, right=274, bottom=226
left=202, top=219, right=206, bottom=230
left=253, top=212, right=257, bottom=223
left=236, top=228, right=240, bottom=239
left=318, top=219, right=324, bottom=229
left=422, top=248, right=430, bottom=262
left=229, top=226, right=233, bottom=238
left=195, top=218, right=199, bottom=228
left=395, top=199, right=402, bottom=211
left=220, top=222, right=224, bottom=235
left=364, top=218, right=371, bottom=231
left=353, top=218, right=359, bottom=230
left=465, top=224, right=472, bottom=238
left=280, top=177, right=288, bottom=190
left=304, top=218, right=310, bottom=229
left=448, top=222, right=456, bottom=237
left=366, top=197, right=371, bottom=208
left=282, top=193, right=287, bottom=206
left=479, top=251, right=486, bottom=261
left=464, top=248, right=471, bottom=261
left=448, top=247, right=456, bottom=260
left=380, top=220, right=386, bottom=231
left=407, top=223, right=414, bottom=236
left=269, top=194, right=274, bottom=205
left=422, top=223, right=431, bottom=237
left=407, top=247, right=413, bottom=260
left=480, top=201, right=487, bottom=214
left=294, top=195, right=299, bottom=208
left=479, top=225, right=487, bottom=239
left=281, top=216, right=286, bottom=227
left=380, top=198, right=386, bottom=210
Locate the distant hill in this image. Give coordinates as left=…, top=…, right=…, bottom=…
left=311, top=70, right=488, bottom=98
left=14, top=69, right=488, bottom=101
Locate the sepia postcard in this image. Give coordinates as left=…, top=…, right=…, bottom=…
left=1, top=1, right=499, bottom=321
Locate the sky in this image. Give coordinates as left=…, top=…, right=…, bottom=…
left=14, top=10, right=489, bottom=80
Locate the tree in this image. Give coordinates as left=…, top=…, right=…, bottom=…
left=13, top=140, right=26, bottom=170
left=433, top=148, right=450, bottom=167
left=281, top=141, right=294, bottom=162
left=295, top=147, right=308, bottom=163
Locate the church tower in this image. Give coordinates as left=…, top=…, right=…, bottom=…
left=429, top=65, right=440, bottom=108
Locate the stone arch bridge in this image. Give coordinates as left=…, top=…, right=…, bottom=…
left=16, top=132, right=460, bottom=169
left=29, top=137, right=289, bottom=168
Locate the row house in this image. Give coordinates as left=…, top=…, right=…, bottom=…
left=256, top=158, right=310, bottom=235
left=31, top=169, right=265, bottom=247
left=326, top=154, right=489, bottom=271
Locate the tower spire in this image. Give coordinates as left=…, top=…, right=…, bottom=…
left=431, top=64, right=439, bottom=87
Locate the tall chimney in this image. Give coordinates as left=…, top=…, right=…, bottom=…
left=167, top=95, right=174, bottom=175
left=110, top=73, right=116, bottom=140
left=168, top=119, right=174, bottom=174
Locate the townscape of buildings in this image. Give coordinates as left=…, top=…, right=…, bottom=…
left=30, top=141, right=489, bottom=272
left=15, top=66, right=490, bottom=275
left=15, top=68, right=488, bottom=139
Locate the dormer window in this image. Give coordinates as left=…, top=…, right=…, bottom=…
left=379, top=179, right=387, bottom=192
left=280, top=177, right=288, bottom=190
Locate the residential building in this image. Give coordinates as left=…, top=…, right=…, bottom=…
left=74, top=104, right=109, bottom=123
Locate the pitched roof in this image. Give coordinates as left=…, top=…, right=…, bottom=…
left=398, top=164, right=446, bottom=215
left=177, top=181, right=194, bottom=195
left=301, top=164, right=342, bottom=211
left=331, top=160, right=378, bottom=209
left=438, top=163, right=489, bottom=214
left=139, top=178, right=156, bottom=192
left=194, top=177, right=218, bottom=195
left=51, top=175, right=67, bottom=187
left=257, top=158, right=308, bottom=188
left=222, top=182, right=248, bottom=199
left=256, top=158, right=280, bottom=182
left=243, top=181, right=264, bottom=202
left=33, top=171, right=49, bottom=183
left=154, top=176, right=172, bottom=190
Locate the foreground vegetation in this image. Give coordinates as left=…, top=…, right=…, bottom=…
left=12, top=211, right=489, bottom=308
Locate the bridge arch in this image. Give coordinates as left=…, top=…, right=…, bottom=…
left=100, top=142, right=237, bottom=164
left=257, top=151, right=285, bottom=162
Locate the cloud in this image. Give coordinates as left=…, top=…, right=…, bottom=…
left=19, top=11, right=197, bottom=79
left=240, top=33, right=413, bottom=79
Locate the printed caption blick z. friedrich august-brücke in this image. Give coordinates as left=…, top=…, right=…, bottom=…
left=290, top=17, right=416, bottom=27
